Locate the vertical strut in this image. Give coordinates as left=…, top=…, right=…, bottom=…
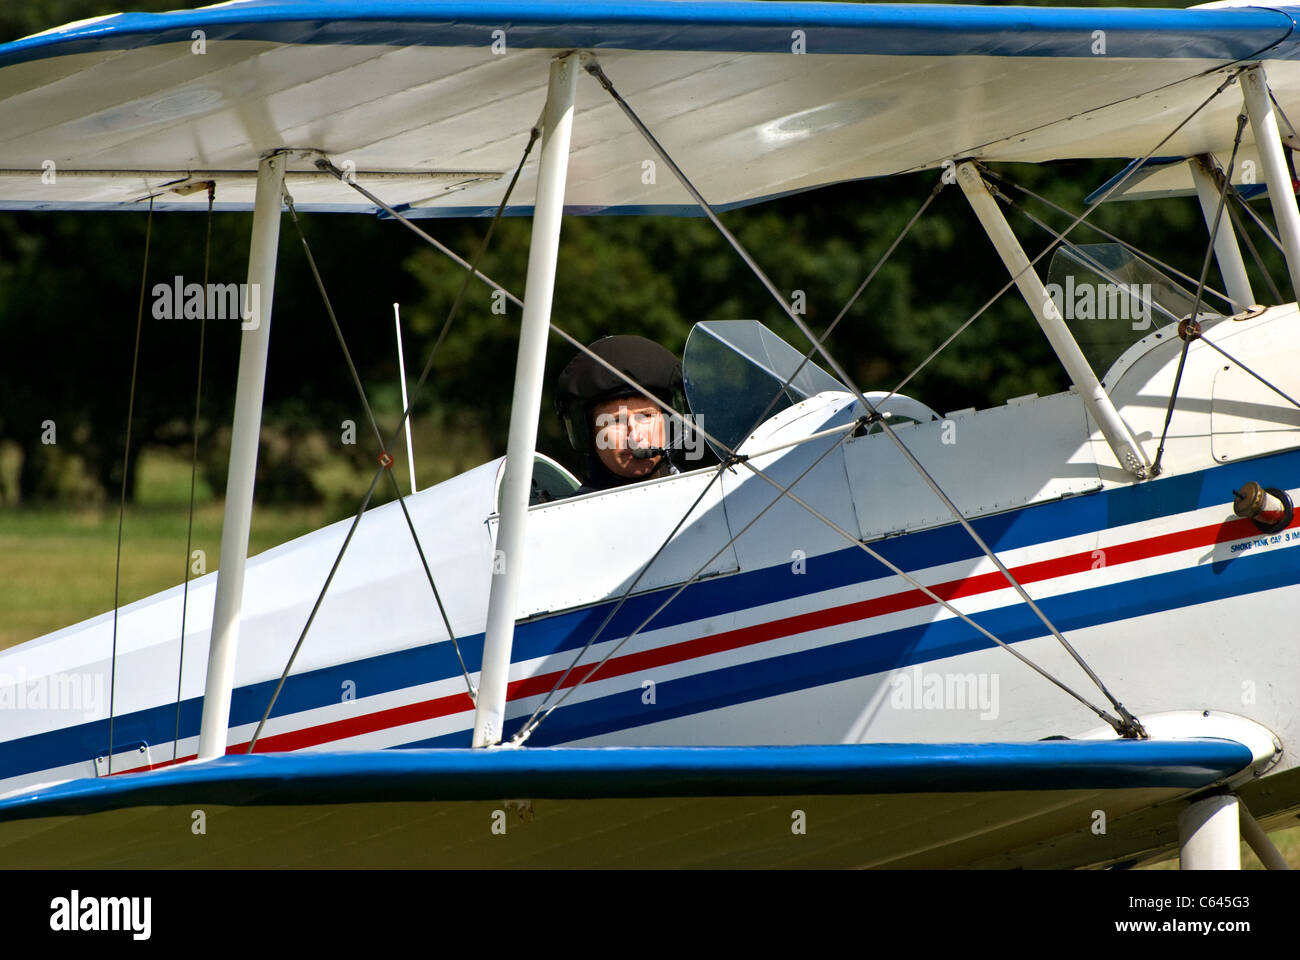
left=956, top=162, right=1150, bottom=478
left=473, top=55, right=577, bottom=748
left=1242, top=65, right=1300, bottom=300
left=1178, top=794, right=1241, bottom=870
left=1188, top=154, right=1254, bottom=310
left=1239, top=802, right=1291, bottom=870
left=197, top=152, right=286, bottom=760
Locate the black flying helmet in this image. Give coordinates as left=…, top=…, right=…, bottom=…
left=555, top=336, right=684, bottom=455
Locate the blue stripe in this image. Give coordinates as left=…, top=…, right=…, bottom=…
left=0, top=739, right=1254, bottom=821
left=3, top=446, right=1298, bottom=777
left=0, top=2, right=1295, bottom=69
left=491, top=528, right=1300, bottom=746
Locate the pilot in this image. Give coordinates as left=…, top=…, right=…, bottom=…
left=555, top=335, right=685, bottom=496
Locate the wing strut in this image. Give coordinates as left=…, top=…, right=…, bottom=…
left=1242, top=65, right=1300, bottom=302
left=956, top=161, right=1151, bottom=479
left=197, top=152, right=287, bottom=760
left=1178, top=794, right=1241, bottom=869
left=473, top=54, right=578, bottom=748
left=1189, top=153, right=1254, bottom=310
left=1240, top=802, right=1292, bottom=870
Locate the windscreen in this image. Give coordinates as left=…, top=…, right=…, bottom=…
left=682, top=319, right=847, bottom=459
left=1045, top=243, right=1207, bottom=379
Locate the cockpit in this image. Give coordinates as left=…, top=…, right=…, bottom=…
left=511, top=319, right=943, bottom=509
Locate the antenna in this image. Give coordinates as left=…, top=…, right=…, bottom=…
left=394, top=302, right=418, bottom=495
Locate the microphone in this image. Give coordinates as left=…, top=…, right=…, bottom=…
left=628, top=442, right=669, bottom=460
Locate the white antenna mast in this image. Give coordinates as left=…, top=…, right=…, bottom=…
left=394, top=302, right=418, bottom=495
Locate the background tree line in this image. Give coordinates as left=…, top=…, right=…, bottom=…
left=0, top=0, right=1286, bottom=513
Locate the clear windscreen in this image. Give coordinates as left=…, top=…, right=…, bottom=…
left=1045, top=243, right=1210, bottom=379
left=682, top=319, right=847, bottom=459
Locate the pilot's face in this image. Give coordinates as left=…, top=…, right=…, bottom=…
left=591, top=396, right=666, bottom=480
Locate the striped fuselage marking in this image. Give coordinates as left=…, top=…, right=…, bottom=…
left=3, top=447, right=1299, bottom=782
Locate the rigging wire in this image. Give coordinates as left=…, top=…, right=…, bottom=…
left=316, top=120, right=542, bottom=452
left=1228, top=182, right=1285, bottom=254
left=513, top=459, right=731, bottom=739
left=1007, top=203, right=1187, bottom=327
left=1225, top=200, right=1285, bottom=305
left=172, top=182, right=215, bottom=764
left=333, top=182, right=1132, bottom=738
left=328, top=140, right=1140, bottom=741
left=1151, top=114, right=1247, bottom=477
left=529, top=328, right=1131, bottom=737
left=108, top=194, right=154, bottom=774
left=876, top=69, right=1245, bottom=409
left=1268, top=89, right=1300, bottom=148
left=247, top=125, right=541, bottom=751
left=514, top=431, right=852, bottom=743
left=280, top=185, right=474, bottom=698
left=517, top=184, right=945, bottom=740
left=982, top=170, right=1238, bottom=313
left=586, top=58, right=1153, bottom=736
left=999, top=171, right=1300, bottom=413
left=1196, top=333, right=1300, bottom=411
left=305, top=62, right=1295, bottom=741
left=247, top=464, right=387, bottom=752
left=731, top=180, right=948, bottom=445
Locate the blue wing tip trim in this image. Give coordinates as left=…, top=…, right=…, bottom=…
left=0, top=739, right=1254, bottom=822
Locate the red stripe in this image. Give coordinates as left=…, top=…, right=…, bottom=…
left=117, top=510, right=1297, bottom=765
left=114, top=689, right=479, bottom=773
left=510, top=513, right=1285, bottom=697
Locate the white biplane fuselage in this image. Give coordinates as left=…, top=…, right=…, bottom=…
left=2, top=302, right=1297, bottom=831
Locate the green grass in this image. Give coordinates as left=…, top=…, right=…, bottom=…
left=0, top=443, right=328, bottom=646
left=0, top=500, right=326, bottom=649
left=0, top=435, right=477, bottom=649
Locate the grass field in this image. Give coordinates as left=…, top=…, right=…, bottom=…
left=0, top=501, right=326, bottom=649
left=0, top=450, right=1296, bottom=868
left=0, top=429, right=479, bottom=649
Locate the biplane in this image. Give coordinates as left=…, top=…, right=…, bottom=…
left=0, top=0, right=1297, bottom=869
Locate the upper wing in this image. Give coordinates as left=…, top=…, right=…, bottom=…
left=1, top=1, right=1299, bottom=214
